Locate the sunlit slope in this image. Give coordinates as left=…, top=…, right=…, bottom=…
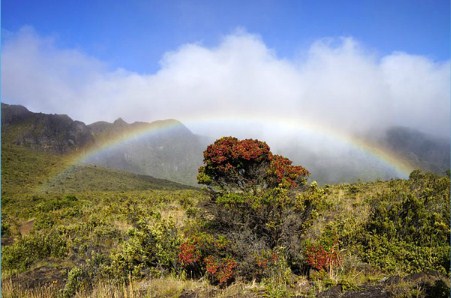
left=2, top=144, right=67, bottom=196
left=2, top=143, right=193, bottom=197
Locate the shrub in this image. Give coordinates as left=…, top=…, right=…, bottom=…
left=185, top=137, right=318, bottom=284
left=204, top=256, right=237, bottom=285
left=198, top=137, right=309, bottom=194
left=305, top=241, right=341, bottom=278
left=198, top=187, right=318, bottom=277
left=37, top=195, right=78, bottom=212
left=2, top=230, right=67, bottom=273
left=62, top=266, right=84, bottom=298
left=108, top=218, right=180, bottom=280
left=178, top=233, right=231, bottom=278
left=360, top=171, right=450, bottom=274
left=179, top=242, right=200, bottom=268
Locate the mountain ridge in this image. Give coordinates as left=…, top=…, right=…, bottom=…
left=1, top=103, right=205, bottom=185
left=2, top=103, right=449, bottom=185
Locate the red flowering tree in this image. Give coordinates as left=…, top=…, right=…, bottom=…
left=186, top=137, right=316, bottom=282
left=197, top=137, right=309, bottom=194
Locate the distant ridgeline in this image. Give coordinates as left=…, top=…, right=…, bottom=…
left=1, top=103, right=94, bottom=153
left=1, top=103, right=449, bottom=185
left=1, top=103, right=206, bottom=186
left=381, top=126, right=450, bottom=174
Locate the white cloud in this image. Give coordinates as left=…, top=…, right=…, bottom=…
left=2, top=27, right=449, bottom=139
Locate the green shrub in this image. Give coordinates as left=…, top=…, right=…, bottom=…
left=62, top=266, right=84, bottom=298
left=37, top=195, right=78, bottom=212
left=180, top=181, right=323, bottom=283
left=359, top=171, right=450, bottom=274
left=2, top=218, right=11, bottom=238
left=2, top=230, right=67, bottom=273
left=108, top=218, right=181, bottom=281
left=34, top=213, right=55, bottom=230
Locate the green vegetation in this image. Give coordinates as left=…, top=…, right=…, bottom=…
left=2, top=143, right=192, bottom=197
left=2, top=138, right=450, bottom=297
left=186, top=137, right=314, bottom=286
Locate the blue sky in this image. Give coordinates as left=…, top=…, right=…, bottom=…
left=3, top=0, right=449, bottom=73
left=1, top=0, right=449, bottom=141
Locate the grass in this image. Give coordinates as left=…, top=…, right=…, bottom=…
left=4, top=276, right=270, bottom=298
left=3, top=278, right=61, bottom=298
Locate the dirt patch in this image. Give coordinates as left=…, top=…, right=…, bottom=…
left=317, top=271, right=450, bottom=298
left=19, top=219, right=35, bottom=236
left=7, top=265, right=68, bottom=290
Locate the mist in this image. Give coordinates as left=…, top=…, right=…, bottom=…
left=2, top=27, right=449, bottom=182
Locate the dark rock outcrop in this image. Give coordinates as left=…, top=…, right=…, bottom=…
left=1, top=103, right=94, bottom=153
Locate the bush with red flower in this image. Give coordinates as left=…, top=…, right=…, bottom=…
left=197, top=137, right=309, bottom=194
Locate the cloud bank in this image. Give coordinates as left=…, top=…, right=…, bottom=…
left=3, top=27, right=449, bottom=140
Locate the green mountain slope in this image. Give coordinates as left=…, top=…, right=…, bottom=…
left=85, top=117, right=205, bottom=186
left=2, top=103, right=206, bottom=186
left=2, top=143, right=192, bottom=196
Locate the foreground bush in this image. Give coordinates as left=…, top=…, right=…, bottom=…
left=180, top=137, right=320, bottom=284
left=360, top=171, right=450, bottom=274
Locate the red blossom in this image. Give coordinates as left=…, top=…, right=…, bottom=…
left=178, top=242, right=200, bottom=267
left=198, top=137, right=309, bottom=191
left=204, top=255, right=218, bottom=275
left=203, top=255, right=237, bottom=285
left=306, top=242, right=341, bottom=272
left=268, top=155, right=309, bottom=188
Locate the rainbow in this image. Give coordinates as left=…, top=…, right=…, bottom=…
left=59, top=116, right=415, bottom=183
left=70, top=119, right=185, bottom=165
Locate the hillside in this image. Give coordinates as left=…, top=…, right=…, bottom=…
left=2, top=143, right=192, bottom=196
left=381, top=126, right=450, bottom=174
left=85, top=117, right=205, bottom=186
left=2, top=139, right=450, bottom=297
left=2, top=104, right=450, bottom=297
left=1, top=103, right=205, bottom=186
